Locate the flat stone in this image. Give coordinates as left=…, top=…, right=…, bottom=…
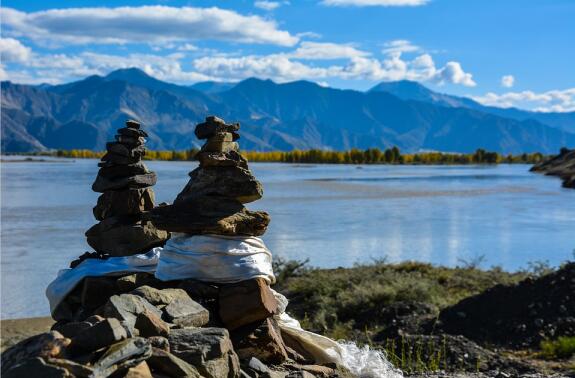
left=92, top=172, right=157, bottom=192
left=123, top=361, right=153, bottom=378
left=118, top=127, right=148, bottom=138
left=51, top=321, right=92, bottom=339
left=147, top=348, right=202, bottom=377
left=100, top=152, right=142, bottom=166
left=3, top=357, right=71, bottom=378
left=97, top=162, right=149, bottom=180
left=146, top=197, right=269, bottom=236
left=135, top=309, right=170, bottom=337
left=93, top=188, right=155, bottom=221
left=195, top=116, right=240, bottom=140
left=125, top=119, right=141, bottom=129
left=175, top=166, right=262, bottom=204
left=219, top=279, right=279, bottom=330
left=1, top=332, right=70, bottom=374
left=168, top=328, right=240, bottom=378
left=201, top=140, right=239, bottom=153
left=92, top=337, right=152, bottom=378
left=197, top=151, right=248, bottom=169
left=85, top=217, right=168, bottom=257
left=99, top=294, right=162, bottom=329
left=69, top=318, right=128, bottom=354
left=115, top=135, right=146, bottom=146
left=231, top=318, right=288, bottom=364
left=163, top=297, right=210, bottom=327
left=105, top=143, right=146, bottom=159
left=130, top=286, right=190, bottom=306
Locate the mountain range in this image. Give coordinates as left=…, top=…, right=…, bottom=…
left=2, top=68, right=574, bottom=154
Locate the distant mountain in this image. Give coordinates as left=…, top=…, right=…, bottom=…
left=189, top=81, right=235, bottom=94
left=370, top=80, right=575, bottom=132
left=2, top=68, right=574, bottom=153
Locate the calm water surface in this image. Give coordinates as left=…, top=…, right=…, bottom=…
left=1, top=158, right=574, bottom=319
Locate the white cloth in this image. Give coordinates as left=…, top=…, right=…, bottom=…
left=155, top=233, right=275, bottom=284
left=45, top=249, right=161, bottom=314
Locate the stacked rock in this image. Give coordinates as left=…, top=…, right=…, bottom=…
left=86, top=120, right=168, bottom=257
left=147, top=116, right=270, bottom=236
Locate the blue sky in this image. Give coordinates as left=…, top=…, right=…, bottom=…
left=1, top=0, right=574, bottom=111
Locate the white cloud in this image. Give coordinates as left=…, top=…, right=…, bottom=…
left=501, top=74, right=514, bottom=88
left=471, top=88, right=575, bottom=112
left=433, top=61, right=476, bottom=87
left=0, top=37, right=32, bottom=63
left=1, top=6, right=298, bottom=47
left=254, top=1, right=284, bottom=11
left=177, top=44, right=200, bottom=52
left=321, top=0, right=428, bottom=6
left=290, top=41, right=370, bottom=60
left=382, top=40, right=420, bottom=55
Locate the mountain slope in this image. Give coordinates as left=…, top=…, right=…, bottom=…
left=370, top=80, right=575, bottom=132
left=2, top=69, right=574, bottom=153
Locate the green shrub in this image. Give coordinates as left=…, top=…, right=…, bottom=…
left=540, top=337, right=575, bottom=359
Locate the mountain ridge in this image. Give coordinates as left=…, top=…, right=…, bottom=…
left=2, top=69, right=574, bottom=153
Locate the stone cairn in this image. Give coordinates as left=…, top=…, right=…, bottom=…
left=85, top=120, right=168, bottom=258
left=1, top=117, right=349, bottom=378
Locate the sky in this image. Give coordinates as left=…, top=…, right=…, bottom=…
left=1, top=0, right=574, bottom=112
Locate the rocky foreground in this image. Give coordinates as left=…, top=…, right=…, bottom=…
left=531, top=148, right=575, bottom=189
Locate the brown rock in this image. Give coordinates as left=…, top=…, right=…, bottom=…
left=147, top=348, right=202, bottom=377
left=97, top=162, right=149, bottom=181
left=135, top=310, right=170, bottom=337
left=85, top=217, right=168, bottom=257
left=122, top=361, right=153, bottom=378
left=146, top=197, right=269, bottom=236
left=197, top=151, right=248, bottom=169
left=219, top=279, right=279, bottom=330
left=68, top=318, right=128, bottom=354
left=175, top=166, right=262, bottom=204
left=231, top=318, right=288, bottom=364
left=105, top=143, right=146, bottom=159
left=148, top=336, right=170, bottom=352
left=92, top=172, right=157, bottom=192
left=99, top=152, right=142, bottom=166
left=1, top=332, right=70, bottom=374
left=195, top=116, right=240, bottom=140
left=201, top=140, right=239, bottom=153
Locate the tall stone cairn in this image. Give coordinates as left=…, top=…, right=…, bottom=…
left=86, top=120, right=168, bottom=257
left=146, top=115, right=270, bottom=236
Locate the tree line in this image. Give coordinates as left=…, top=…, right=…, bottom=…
left=41, top=147, right=546, bottom=165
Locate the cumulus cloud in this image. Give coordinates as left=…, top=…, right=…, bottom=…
left=0, top=37, right=32, bottom=63
left=472, top=89, right=575, bottom=112
left=1, top=6, right=298, bottom=47
left=254, top=1, right=284, bottom=10
left=290, top=41, right=370, bottom=60
left=501, top=75, right=514, bottom=88
left=321, top=0, right=429, bottom=6
left=382, top=40, right=420, bottom=55
left=434, top=61, right=476, bottom=87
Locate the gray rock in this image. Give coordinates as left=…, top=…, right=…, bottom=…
left=115, top=135, right=146, bottom=146
left=197, top=151, right=248, bottom=169
left=92, top=172, right=157, bottom=192
left=176, top=166, right=262, bottom=204
left=85, top=217, right=168, bottom=257
left=99, top=152, right=141, bottom=166
left=147, top=348, right=202, bottom=377
left=147, top=197, right=269, bottom=236
left=125, top=119, right=141, bottom=129
left=69, top=318, right=128, bottom=354
left=118, top=127, right=148, bottom=138
left=105, top=143, right=146, bottom=159
left=97, top=162, right=149, bottom=180
left=100, top=294, right=162, bottom=329
left=201, top=140, right=239, bottom=153
left=3, top=357, right=71, bottom=378
left=51, top=321, right=92, bottom=339
left=147, top=336, right=170, bottom=352
left=231, top=318, right=288, bottom=364
left=163, top=297, right=210, bottom=327
left=92, top=337, right=152, bottom=378
left=195, top=116, right=240, bottom=140
left=130, top=286, right=190, bottom=306
left=168, top=327, right=240, bottom=378
left=1, top=332, right=70, bottom=374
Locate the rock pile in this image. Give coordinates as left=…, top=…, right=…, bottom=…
left=531, top=147, right=575, bottom=189
left=86, top=120, right=168, bottom=257
left=1, top=117, right=349, bottom=378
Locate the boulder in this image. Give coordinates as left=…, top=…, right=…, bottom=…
left=231, top=318, right=288, bottom=364
left=92, top=172, right=157, bottom=192
left=3, top=357, right=71, bottom=378
left=175, top=166, right=262, bottom=204
left=219, top=279, right=279, bottom=330
left=1, top=332, right=70, bottom=374
left=147, top=348, right=202, bottom=377
left=85, top=217, right=168, bottom=257
left=135, top=310, right=170, bottom=337
left=68, top=318, right=128, bottom=354
left=197, top=151, right=248, bottom=169
left=146, top=197, right=270, bottom=236
left=163, top=297, right=210, bottom=327
left=168, top=327, right=240, bottom=378
left=130, top=286, right=190, bottom=306
left=91, top=337, right=152, bottom=378
left=99, top=294, right=162, bottom=329
left=195, top=116, right=240, bottom=140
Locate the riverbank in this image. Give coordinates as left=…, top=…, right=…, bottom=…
left=3, top=260, right=573, bottom=376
